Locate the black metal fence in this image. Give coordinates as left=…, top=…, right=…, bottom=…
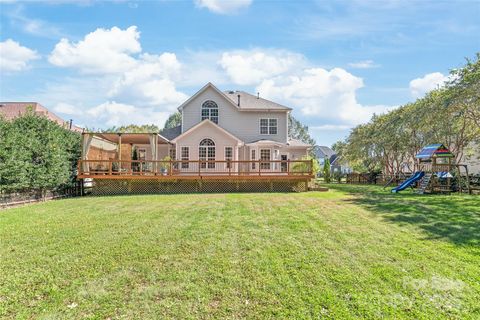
left=346, top=173, right=413, bottom=185
left=0, top=182, right=82, bottom=209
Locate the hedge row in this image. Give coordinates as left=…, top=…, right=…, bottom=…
left=0, top=111, right=81, bottom=193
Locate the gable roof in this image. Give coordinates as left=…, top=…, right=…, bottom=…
left=415, top=144, right=455, bottom=159
left=315, top=146, right=338, bottom=163
left=159, top=125, right=181, bottom=140
left=177, top=82, right=291, bottom=112
left=170, top=119, right=243, bottom=144
left=177, top=82, right=237, bottom=111
left=315, top=146, right=336, bottom=158
left=223, top=90, right=291, bottom=111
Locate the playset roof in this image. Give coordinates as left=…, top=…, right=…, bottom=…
left=415, top=144, right=454, bottom=159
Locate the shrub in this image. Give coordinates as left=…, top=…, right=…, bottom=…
left=0, top=110, right=81, bottom=193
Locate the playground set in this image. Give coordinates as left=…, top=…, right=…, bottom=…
left=391, top=144, right=472, bottom=194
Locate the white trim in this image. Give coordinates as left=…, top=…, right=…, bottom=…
left=286, top=111, right=289, bottom=143
left=259, top=148, right=272, bottom=170
left=177, top=82, right=239, bottom=112
left=251, top=147, right=257, bottom=170
left=181, top=111, right=184, bottom=133
left=224, top=146, right=233, bottom=160
left=259, top=117, right=278, bottom=135
left=180, top=146, right=190, bottom=169
left=200, top=99, right=219, bottom=124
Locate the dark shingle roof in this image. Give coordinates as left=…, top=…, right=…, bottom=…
left=159, top=125, right=181, bottom=140
left=223, top=91, right=291, bottom=111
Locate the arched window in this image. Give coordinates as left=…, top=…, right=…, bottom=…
left=199, top=138, right=215, bottom=169
left=201, top=100, right=218, bottom=124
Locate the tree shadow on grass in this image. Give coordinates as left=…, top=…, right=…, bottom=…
left=330, top=184, right=480, bottom=247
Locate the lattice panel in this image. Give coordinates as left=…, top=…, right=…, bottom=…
left=91, top=179, right=309, bottom=196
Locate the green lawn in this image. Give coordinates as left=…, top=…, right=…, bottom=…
left=1, top=186, right=479, bottom=319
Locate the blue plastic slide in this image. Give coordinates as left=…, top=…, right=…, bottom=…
left=391, top=171, right=425, bottom=193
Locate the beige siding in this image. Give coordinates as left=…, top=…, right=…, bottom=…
left=175, top=121, right=240, bottom=162
left=181, top=87, right=288, bottom=143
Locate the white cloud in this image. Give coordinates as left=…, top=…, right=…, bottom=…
left=46, top=25, right=188, bottom=122
left=195, top=0, right=252, bottom=14
left=49, top=26, right=141, bottom=74
left=40, top=26, right=392, bottom=131
left=0, top=39, right=39, bottom=72
left=53, top=102, right=81, bottom=115
left=86, top=101, right=170, bottom=127
left=257, top=67, right=392, bottom=125
left=409, top=72, right=448, bottom=98
left=108, top=52, right=188, bottom=108
left=219, top=49, right=306, bottom=85
left=348, top=60, right=379, bottom=69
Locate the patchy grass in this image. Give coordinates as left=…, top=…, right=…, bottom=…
left=0, top=187, right=479, bottom=319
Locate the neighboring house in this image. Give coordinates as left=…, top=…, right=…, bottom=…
left=0, top=102, right=83, bottom=132
left=78, top=83, right=314, bottom=193
left=315, top=146, right=351, bottom=174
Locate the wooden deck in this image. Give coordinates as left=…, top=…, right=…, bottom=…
left=78, top=160, right=314, bottom=180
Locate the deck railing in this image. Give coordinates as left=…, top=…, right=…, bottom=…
left=78, top=159, right=313, bottom=178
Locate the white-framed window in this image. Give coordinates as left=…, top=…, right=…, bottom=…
left=169, top=148, right=176, bottom=160
left=181, top=147, right=189, bottom=169
left=199, top=138, right=215, bottom=169
left=201, top=100, right=219, bottom=124
left=225, top=146, right=233, bottom=169
left=260, top=118, right=277, bottom=135
left=260, top=149, right=271, bottom=170
left=251, top=149, right=256, bottom=170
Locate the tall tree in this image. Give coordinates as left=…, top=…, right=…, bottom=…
left=163, top=112, right=182, bottom=130
left=334, top=53, right=480, bottom=173
left=288, top=114, right=316, bottom=146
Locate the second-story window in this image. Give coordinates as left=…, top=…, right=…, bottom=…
left=260, top=118, right=277, bottom=135
left=201, top=100, right=218, bottom=124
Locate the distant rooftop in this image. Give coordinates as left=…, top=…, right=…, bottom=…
left=0, top=102, right=83, bottom=132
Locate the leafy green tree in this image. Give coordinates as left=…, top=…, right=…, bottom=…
left=94, top=124, right=160, bottom=133
left=334, top=53, right=480, bottom=173
left=288, top=114, right=316, bottom=145
left=288, top=114, right=318, bottom=158
left=163, top=112, right=182, bottom=130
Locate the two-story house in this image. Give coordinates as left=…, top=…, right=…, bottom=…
left=79, top=83, right=313, bottom=194
left=165, top=83, right=310, bottom=167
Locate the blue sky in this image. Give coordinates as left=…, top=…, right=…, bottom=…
left=1, top=0, right=479, bottom=146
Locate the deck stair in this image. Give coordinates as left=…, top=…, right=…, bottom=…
left=416, top=173, right=432, bottom=194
